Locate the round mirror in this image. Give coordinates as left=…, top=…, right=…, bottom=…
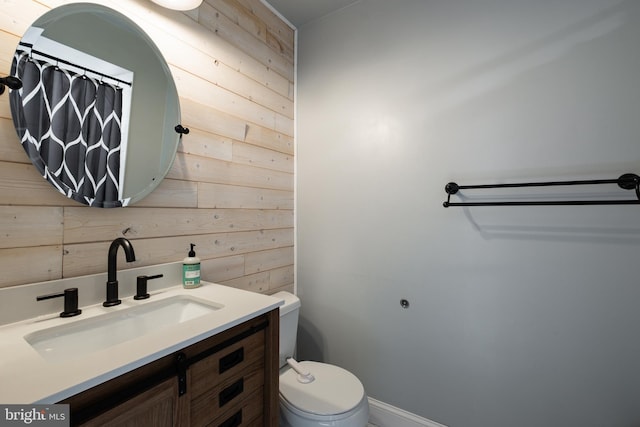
left=9, top=3, right=181, bottom=207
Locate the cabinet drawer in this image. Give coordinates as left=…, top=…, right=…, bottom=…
left=204, top=389, right=264, bottom=427
left=191, top=361, right=264, bottom=426
left=190, top=330, right=264, bottom=398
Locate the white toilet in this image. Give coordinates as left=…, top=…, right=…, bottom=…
left=273, top=291, right=370, bottom=427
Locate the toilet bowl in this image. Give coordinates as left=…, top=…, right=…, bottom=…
left=280, top=360, right=369, bottom=427
left=273, top=291, right=369, bottom=427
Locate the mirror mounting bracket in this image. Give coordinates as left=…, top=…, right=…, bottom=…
left=175, top=124, right=190, bottom=135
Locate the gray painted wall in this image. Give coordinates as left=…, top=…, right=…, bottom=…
left=295, top=1, right=640, bottom=426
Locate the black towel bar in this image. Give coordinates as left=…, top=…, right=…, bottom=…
left=443, top=173, right=640, bottom=207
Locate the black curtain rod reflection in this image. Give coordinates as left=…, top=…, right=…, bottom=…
left=443, top=173, right=640, bottom=207
left=18, top=42, right=132, bottom=87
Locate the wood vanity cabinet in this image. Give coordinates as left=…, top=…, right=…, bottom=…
left=60, top=309, right=279, bottom=427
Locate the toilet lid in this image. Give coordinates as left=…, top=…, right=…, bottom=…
left=280, top=361, right=365, bottom=416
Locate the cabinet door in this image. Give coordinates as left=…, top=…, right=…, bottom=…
left=78, top=377, right=179, bottom=427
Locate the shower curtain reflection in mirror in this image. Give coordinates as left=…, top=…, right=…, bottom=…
left=10, top=50, right=126, bottom=207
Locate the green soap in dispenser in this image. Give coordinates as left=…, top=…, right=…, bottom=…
left=182, top=243, right=201, bottom=288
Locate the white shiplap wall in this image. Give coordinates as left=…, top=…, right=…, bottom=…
left=0, top=0, right=295, bottom=294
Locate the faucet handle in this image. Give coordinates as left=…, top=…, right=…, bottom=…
left=134, top=274, right=164, bottom=300
left=37, top=288, right=82, bottom=317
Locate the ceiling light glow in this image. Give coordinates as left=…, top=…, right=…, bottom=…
left=150, top=0, right=203, bottom=11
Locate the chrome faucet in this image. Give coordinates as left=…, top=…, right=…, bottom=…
left=103, top=237, right=136, bottom=307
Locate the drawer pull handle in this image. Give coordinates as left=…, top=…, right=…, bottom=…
left=219, top=378, right=244, bottom=407
left=219, top=347, right=244, bottom=374
left=218, top=410, right=242, bottom=427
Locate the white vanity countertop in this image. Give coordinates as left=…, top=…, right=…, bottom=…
left=0, top=282, right=282, bottom=404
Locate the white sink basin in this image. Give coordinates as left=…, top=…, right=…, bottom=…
left=24, top=296, right=223, bottom=362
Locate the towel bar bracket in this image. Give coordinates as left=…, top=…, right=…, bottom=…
left=617, top=173, right=639, bottom=190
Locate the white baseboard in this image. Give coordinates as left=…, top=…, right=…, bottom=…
left=368, top=398, right=447, bottom=427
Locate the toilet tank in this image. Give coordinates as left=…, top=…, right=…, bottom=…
left=271, top=291, right=300, bottom=368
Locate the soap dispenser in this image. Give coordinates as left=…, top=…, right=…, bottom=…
left=182, top=243, right=201, bottom=288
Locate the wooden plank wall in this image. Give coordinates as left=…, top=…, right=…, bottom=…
left=0, top=0, right=295, bottom=294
